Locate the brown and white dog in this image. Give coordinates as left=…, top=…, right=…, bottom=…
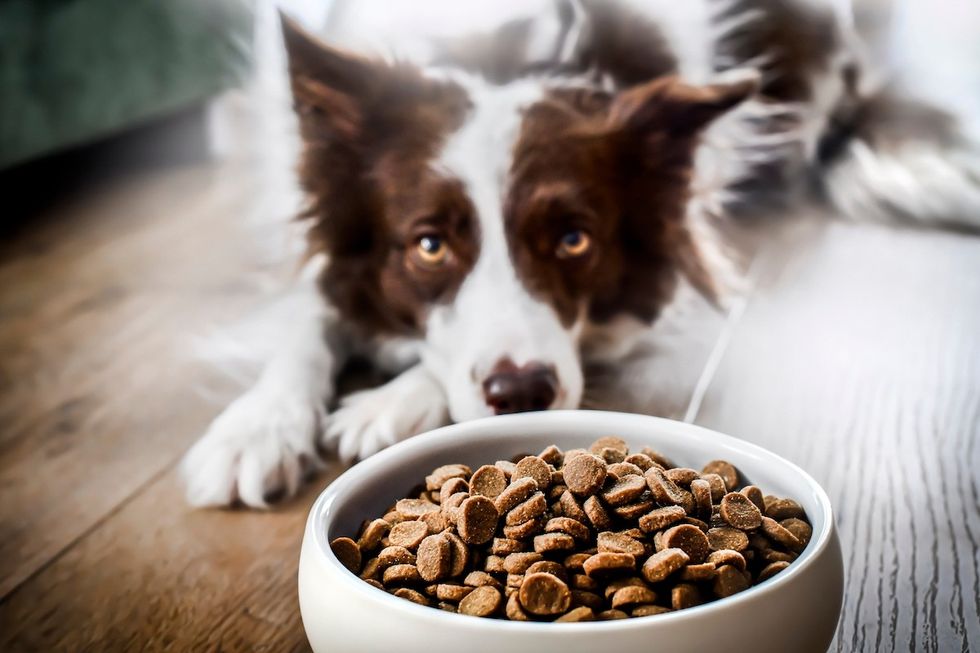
left=181, top=0, right=980, bottom=507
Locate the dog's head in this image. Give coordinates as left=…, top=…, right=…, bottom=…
left=282, top=16, right=755, bottom=421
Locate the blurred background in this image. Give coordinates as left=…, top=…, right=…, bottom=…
left=0, top=1, right=978, bottom=651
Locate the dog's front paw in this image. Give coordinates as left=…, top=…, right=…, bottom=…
left=323, top=366, right=448, bottom=463
left=181, top=389, right=325, bottom=508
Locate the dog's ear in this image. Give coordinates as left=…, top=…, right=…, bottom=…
left=280, top=12, right=383, bottom=143
left=610, top=72, right=758, bottom=136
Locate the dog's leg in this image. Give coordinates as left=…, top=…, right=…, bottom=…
left=322, top=363, right=449, bottom=463
left=181, top=293, right=340, bottom=508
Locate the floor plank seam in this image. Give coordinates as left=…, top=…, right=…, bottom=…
left=0, top=457, right=178, bottom=605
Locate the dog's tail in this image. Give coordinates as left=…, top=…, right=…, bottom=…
left=815, top=85, right=980, bottom=231
left=710, top=0, right=980, bottom=231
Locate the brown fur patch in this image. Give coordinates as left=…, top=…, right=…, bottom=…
left=282, top=15, right=478, bottom=336
left=506, top=76, right=755, bottom=325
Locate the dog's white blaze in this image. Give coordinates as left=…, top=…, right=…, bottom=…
left=424, top=75, right=584, bottom=422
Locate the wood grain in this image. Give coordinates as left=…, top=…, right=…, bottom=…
left=692, top=218, right=980, bottom=652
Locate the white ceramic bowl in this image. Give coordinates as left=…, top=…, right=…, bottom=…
left=299, top=411, right=843, bottom=653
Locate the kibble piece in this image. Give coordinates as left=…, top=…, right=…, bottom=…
left=494, top=477, right=538, bottom=513
left=691, top=479, right=713, bottom=518
left=382, top=511, right=405, bottom=526
left=377, top=545, right=416, bottom=569
left=701, top=460, right=739, bottom=490
left=495, top=460, right=517, bottom=478
left=632, top=605, right=671, bottom=617
left=357, top=519, right=390, bottom=552
left=505, top=591, right=531, bottom=620
left=435, top=583, right=474, bottom=601
left=458, top=585, right=503, bottom=617
left=514, top=456, right=553, bottom=491
left=485, top=555, right=506, bottom=573
left=365, top=578, right=385, bottom=591
left=608, top=462, right=645, bottom=478
left=758, top=560, right=791, bottom=582
left=679, top=562, right=717, bottom=582
left=583, top=552, right=636, bottom=579
left=563, top=453, right=608, bottom=496
left=583, top=495, right=613, bottom=530
left=444, top=530, right=469, bottom=577
left=519, top=572, right=572, bottom=616
left=740, top=485, right=766, bottom=512
left=661, top=524, right=711, bottom=564
left=538, top=444, right=564, bottom=466
left=613, top=499, right=655, bottom=521
left=558, top=490, right=589, bottom=522
left=645, top=467, right=690, bottom=508
left=571, top=590, right=604, bottom=610
left=395, top=498, right=440, bottom=519
left=763, top=549, right=798, bottom=564
left=601, top=474, right=648, bottom=506
left=780, top=518, right=813, bottom=547
left=416, top=533, right=452, bottom=582
left=611, top=585, right=658, bottom=609
left=393, top=587, right=429, bottom=605
left=571, top=573, right=599, bottom=591
left=555, top=606, right=595, bottom=622
left=464, top=571, right=500, bottom=588
left=470, top=465, right=508, bottom=499
left=426, top=464, right=471, bottom=491
left=720, top=492, right=763, bottom=530
left=638, top=505, right=687, bottom=533
left=708, top=549, right=747, bottom=572
left=590, top=436, right=629, bottom=457
left=760, top=516, right=804, bottom=551
left=503, top=517, right=545, bottom=540
left=601, top=577, right=645, bottom=599
left=707, top=527, right=750, bottom=552
left=765, top=497, right=805, bottom=521
left=506, top=573, right=525, bottom=589
left=597, top=531, right=645, bottom=557
left=360, top=557, right=381, bottom=580
left=713, top=564, right=750, bottom=598
left=383, top=564, right=422, bottom=585
left=420, top=510, right=451, bottom=534
left=563, top=552, right=591, bottom=572
left=624, top=453, right=655, bottom=471
left=526, top=560, right=567, bottom=580
left=701, top=473, right=728, bottom=501
left=545, top=517, right=591, bottom=541
left=664, top=468, right=699, bottom=486
left=388, top=521, right=429, bottom=550
left=505, top=492, right=548, bottom=525
left=458, top=495, right=499, bottom=544
left=641, top=548, right=689, bottom=583
left=671, top=583, right=703, bottom=610
left=598, top=609, right=629, bottom=620
left=491, top=537, right=524, bottom=554
left=534, top=532, right=576, bottom=553
left=504, top=552, right=545, bottom=574
left=439, top=477, right=470, bottom=505
left=330, top=537, right=362, bottom=574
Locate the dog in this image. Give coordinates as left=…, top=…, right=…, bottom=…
left=181, top=0, right=980, bottom=507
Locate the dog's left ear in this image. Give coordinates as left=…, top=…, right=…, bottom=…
left=610, top=72, right=759, bottom=136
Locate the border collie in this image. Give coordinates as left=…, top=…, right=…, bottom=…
left=182, top=0, right=980, bottom=507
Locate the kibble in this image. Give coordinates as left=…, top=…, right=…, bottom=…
left=332, top=437, right=811, bottom=622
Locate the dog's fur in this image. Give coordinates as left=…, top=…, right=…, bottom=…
left=181, top=0, right=980, bottom=507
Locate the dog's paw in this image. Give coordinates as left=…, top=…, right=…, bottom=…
left=181, top=389, right=325, bottom=508
left=322, top=367, right=448, bottom=463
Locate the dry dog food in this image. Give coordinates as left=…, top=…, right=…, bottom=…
left=330, top=438, right=811, bottom=622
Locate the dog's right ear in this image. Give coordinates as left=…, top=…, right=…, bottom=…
left=280, top=12, right=384, bottom=143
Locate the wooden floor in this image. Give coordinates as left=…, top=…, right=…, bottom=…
left=2, top=98, right=979, bottom=653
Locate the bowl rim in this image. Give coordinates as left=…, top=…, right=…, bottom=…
left=305, top=410, right=836, bottom=632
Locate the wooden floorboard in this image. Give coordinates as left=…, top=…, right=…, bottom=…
left=692, top=219, right=980, bottom=652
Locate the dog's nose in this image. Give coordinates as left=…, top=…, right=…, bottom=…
left=482, top=361, right=558, bottom=415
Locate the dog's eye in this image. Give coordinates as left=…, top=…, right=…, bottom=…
left=556, top=230, right=592, bottom=259
left=414, top=235, right=449, bottom=267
